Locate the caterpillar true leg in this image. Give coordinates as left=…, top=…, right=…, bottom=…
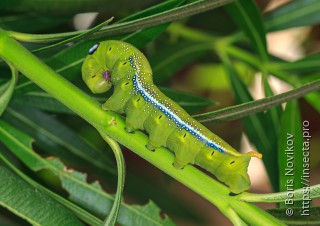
left=102, top=60, right=134, bottom=113
left=102, top=79, right=132, bottom=113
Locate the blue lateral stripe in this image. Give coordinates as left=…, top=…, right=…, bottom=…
left=132, top=73, right=225, bottom=153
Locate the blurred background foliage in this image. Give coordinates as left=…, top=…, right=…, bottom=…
left=0, top=0, right=319, bottom=225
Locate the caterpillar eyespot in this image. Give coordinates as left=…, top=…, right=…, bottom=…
left=89, top=43, right=99, bottom=55
left=82, top=40, right=262, bottom=194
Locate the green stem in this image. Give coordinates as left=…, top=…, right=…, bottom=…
left=0, top=30, right=284, bottom=226
left=224, top=45, right=262, bottom=69
left=0, top=30, right=105, bottom=128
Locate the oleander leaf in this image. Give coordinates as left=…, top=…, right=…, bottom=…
left=2, top=106, right=114, bottom=173
left=193, top=79, right=320, bottom=123
left=0, top=63, right=17, bottom=116
left=265, top=0, right=320, bottom=32
left=240, top=184, right=320, bottom=202
left=226, top=0, right=267, bottom=61
left=151, top=41, right=211, bottom=84
left=278, top=100, right=303, bottom=208
left=0, top=120, right=175, bottom=226
left=0, top=165, right=84, bottom=226
left=270, top=54, right=320, bottom=74
left=267, top=207, right=320, bottom=225
left=160, top=87, right=215, bottom=113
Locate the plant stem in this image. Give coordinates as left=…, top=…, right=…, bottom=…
left=0, top=30, right=284, bottom=226
left=0, top=30, right=105, bottom=128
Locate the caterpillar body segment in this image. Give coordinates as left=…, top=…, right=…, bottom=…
left=82, top=40, right=262, bottom=194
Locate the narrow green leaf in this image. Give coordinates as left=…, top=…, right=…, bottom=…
left=151, top=41, right=212, bottom=84
left=166, top=22, right=216, bottom=42
left=13, top=85, right=213, bottom=114
left=263, top=79, right=282, bottom=132
left=122, top=201, right=176, bottom=226
left=268, top=69, right=320, bottom=113
left=0, top=120, right=47, bottom=170
left=12, top=91, right=73, bottom=114
left=0, top=0, right=144, bottom=15
left=240, top=184, right=320, bottom=202
left=223, top=45, right=320, bottom=113
left=0, top=14, right=69, bottom=33
left=0, top=153, right=103, bottom=226
left=269, top=53, right=320, bottom=74
left=262, top=79, right=282, bottom=189
left=2, top=106, right=114, bottom=173
left=33, top=17, right=114, bottom=53
left=225, top=0, right=268, bottom=61
left=160, top=87, right=215, bottom=113
left=0, top=214, right=21, bottom=226
left=278, top=100, right=304, bottom=208
left=193, top=79, right=320, bottom=123
left=0, top=165, right=84, bottom=226
left=262, top=80, right=282, bottom=179
left=93, top=0, right=234, bottom=41
left=267, top=207, right=320, bottom=225
left=0, top=120, right=175, bottom=226
left=116, top=0, right=185, bottom=23
left=124, top=171, right=202, bottom=223
left=305, top=91, right=320, bottom=112
left=265, top=0, right=320, bottom=32
left=115, top=0, right=186, bottom=48
left=0, top=63, right=17, bottom=116
left=101, top=136, right=125, bottom=226
left=50, top=157, right=175, bottom=226
left=9, top=0, right=234, bottom=43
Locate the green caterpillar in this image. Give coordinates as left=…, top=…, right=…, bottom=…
left=82, top=40, right=262, bottom=194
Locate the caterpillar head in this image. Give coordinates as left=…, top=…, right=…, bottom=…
left=82, top=43, right=112, bottom=94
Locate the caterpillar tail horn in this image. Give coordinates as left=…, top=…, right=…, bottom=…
left=247, top=151, right=263, bottom=159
